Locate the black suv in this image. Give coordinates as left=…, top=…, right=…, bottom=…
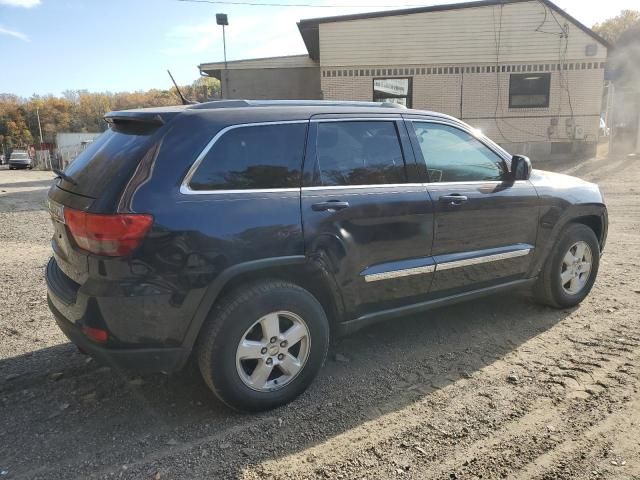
left=46, top=100, right=607, bottom=411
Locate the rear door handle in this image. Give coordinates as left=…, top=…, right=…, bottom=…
left=439, top=194, right=468, bottom=205
left=312, top=200, right=350, bottom=212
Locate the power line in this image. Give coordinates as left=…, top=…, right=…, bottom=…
left=177, top=0, right=427, bottom=7
left=491, top=2, right=516, bottom=143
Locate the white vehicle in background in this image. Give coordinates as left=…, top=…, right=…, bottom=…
left=8, top=150, right=33, bottom=170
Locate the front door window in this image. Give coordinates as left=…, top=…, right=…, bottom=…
left=412, top=122, right=507, bottom=182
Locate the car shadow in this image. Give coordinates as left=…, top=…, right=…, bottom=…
left=0, top=292, right=572, bottom=479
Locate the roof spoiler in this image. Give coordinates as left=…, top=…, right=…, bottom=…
left=104, top=111, right=174, bottom=134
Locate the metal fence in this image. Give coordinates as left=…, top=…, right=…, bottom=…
left=29, top=141, right=93, bottom=171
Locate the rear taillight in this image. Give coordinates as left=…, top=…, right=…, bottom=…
left=63, top=208, right=153, bottom=257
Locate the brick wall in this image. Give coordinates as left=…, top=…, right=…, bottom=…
left=321, top=61, right=605, bottom=150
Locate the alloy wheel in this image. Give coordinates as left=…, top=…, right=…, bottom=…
left=235, top=311, right=311, bottom=392
left=560, top=240, right=593, bottom=295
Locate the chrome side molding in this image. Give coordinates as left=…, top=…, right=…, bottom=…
left=362, top=247, right=532, bottom=282
left=364, top=264, right=436, bottom=282
left=436, top=248, right=531, bottom=271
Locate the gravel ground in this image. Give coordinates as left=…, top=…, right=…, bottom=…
left=0, top=156, right=639, bottom=480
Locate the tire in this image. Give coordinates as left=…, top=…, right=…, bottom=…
left=197, top=280, right=330, bottom=412
left=534, top=223, right=600, bottom=308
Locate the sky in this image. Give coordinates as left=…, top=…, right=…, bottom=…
left=0, top=0, right=637, bottom=97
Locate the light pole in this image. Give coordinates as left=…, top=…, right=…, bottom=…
left=216, top=13, right=229, bottom=98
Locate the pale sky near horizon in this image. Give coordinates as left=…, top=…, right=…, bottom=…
left=0, top=0, right=637, bottom=97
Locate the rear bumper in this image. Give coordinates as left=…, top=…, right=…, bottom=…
left=45, top=257, right=192, bottom=373
left=48, top=296, right=189, bottom=373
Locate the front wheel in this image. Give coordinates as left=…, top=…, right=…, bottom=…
left=197, top=280, right=330, bottom=411
left=534, top=223, right=600, bottom=308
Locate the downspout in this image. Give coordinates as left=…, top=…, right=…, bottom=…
left=460, top=68, right=464, bottom=119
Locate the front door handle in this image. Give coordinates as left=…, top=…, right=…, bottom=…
left=312, top=200, right=350, bottom=212
left=439, top=194, right=468, bottom=205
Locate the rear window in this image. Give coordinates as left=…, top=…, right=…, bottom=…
left=188, top=123, right=307, bottom=191
left=62, top=128, right=153, bottom=198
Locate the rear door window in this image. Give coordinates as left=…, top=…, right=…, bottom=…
left=312, top=121, right=406, bottom=186
left=188, top=122, right=307, bottom=191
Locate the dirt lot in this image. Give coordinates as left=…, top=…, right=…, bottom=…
left=0, top=156, right=639, bottom=480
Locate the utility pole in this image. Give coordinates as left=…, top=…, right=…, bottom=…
left=36, top=107, right=44, bottom=144
left=607, top=83, right=615, bottom=158
left=216, top=13, right=229, bottom=98
left=635, top=109, right=640, bottom=154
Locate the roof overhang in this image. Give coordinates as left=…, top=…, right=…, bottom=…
left=297, top=0, right=610, bottom=60
left=199, top=54, right=318, bottom=78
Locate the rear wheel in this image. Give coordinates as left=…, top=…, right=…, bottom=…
left=534, top=223, right=600, bottom=308
left=197, top=280, right=329, bottom=411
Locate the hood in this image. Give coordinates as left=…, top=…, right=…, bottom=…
left=529, top=169, right=604, bottom=205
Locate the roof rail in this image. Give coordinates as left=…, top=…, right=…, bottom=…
left=188, top=100, right=252, bottom=109
left=188, top=99, right=406, bottom=110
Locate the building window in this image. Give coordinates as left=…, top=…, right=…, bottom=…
left=509, top=73, right=550, bottom=108
left=373, top=77, right=412, bottom=107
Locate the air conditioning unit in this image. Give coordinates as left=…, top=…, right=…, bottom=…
left=574, top=126, right=586, bottom=140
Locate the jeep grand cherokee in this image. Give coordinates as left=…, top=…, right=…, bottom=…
left=46, top=100, right=607, bottom=411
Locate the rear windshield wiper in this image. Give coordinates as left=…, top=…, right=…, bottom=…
left=53, top=168, right=78, bottom=186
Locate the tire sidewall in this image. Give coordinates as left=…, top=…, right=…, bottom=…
left=549, top=224, right=600, bottom=307
left=203, top=284, right=329, bottom=411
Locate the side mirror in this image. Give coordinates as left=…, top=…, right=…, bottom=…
left=510, top=155, right=532, bottom=181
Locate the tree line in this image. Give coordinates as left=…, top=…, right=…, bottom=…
left=0, top=77, right=220, bottom=152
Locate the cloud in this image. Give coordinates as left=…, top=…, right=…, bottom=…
left=0, top=0, right=41, bottom=7
left=161, top=20, right=222, bottom=56
left=0, top=25, right=30, bottom=41
left=160, top=0, right=448, bottom=60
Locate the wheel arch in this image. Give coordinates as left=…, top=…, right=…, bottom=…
left=529, top=204, right=607, bottom=278
left=570, top=213, right=607, bottom=250
left=181, top=256, right=345, bottom=354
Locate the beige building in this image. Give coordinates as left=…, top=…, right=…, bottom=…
left=199, top=0, right=609, bottom=160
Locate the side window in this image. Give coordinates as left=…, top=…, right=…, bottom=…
left=412, top=122, right=506, bottom=182
left=314, top=121, right=406, bottom=186
left=189, top=123, right=307, bottom=191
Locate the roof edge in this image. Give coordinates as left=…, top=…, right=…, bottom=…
left=297, top=0, right=610, bottom=58
left=199, top=53, right=316, bottom=70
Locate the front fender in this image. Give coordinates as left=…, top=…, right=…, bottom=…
left=528, top=169, right=607, bottom=277
left=528, top=203, right=607, bottom=278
